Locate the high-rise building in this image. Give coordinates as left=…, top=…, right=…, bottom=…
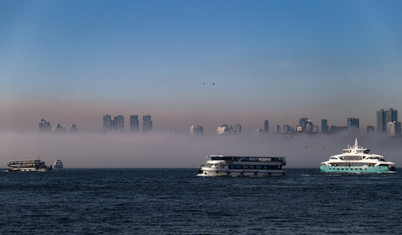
left=130, top=115, right=139, bottom=133
left=387, top=121, right=401, bottom=136
left=103, top=115, right=112, bottom=132
left=53, top=123, right=65, bottom=133
left=280, top=124, right=291, bottom=134
left=376, top=109, right=386, bottom=133
left=321, top=119, right=329, bottom=133
left=347, top=117, right=359, bottom=130
left=217, top=124, right=229, bottom=135
left=299, top=118, right=308, bottom=132
left=69, top=124, right=78, bottom=133
left=143, top=115, right=152, bottom=132
left=233, top=124, right=242, bottom=133
left=216, top=124, right=241, bottom=135
left=377, top=108, right=398, bottom=133
left=386, top=108, right=398, bottom=124
left=103, top=114, right=124, bottom=132
left=305, top=120, right=314, bottom=133
left=114, top=115, right=124, bottom=132
left=39, top=119, right=51, bottom=133
left=190, top=125, right=204, bottom=136
left=264, top=120, right=269, bottom=133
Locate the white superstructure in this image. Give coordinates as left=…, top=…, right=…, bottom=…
left=53, top=159, right=64, bottom=169
left=320, top=138, right=396, bottom=173
left=198, top=155, right=286, bottom=177
left=7, top=159, right=52, bottom=172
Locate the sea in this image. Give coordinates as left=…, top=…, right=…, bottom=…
left=0, top=169, right=401, bottom=234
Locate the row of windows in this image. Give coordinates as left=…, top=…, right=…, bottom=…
left=330, top=163, right=374, bottom=167
left=228, top=165, right=281, bottom=170
left=210, top=156, right=284, bottom=162
left=329, top=167, right=368, bottom=171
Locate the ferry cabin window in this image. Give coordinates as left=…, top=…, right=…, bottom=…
left=228, top=165, right=280, bottom=170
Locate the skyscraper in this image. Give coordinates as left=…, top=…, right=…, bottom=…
left=103, top=114, right=124, bottom=132
left=386, top=108, right=398, bottom=124
left=53, top=123, right=65, bottom=133
left=103, top=115, right=112, bottom=132
left=387, top=121, right=401, bottom=136
left=377, top=108, right=398, bottom=133
left=190, top=125, right=204, bottom=136
left=39, top=119, right=51, bottom=133
left=143, top=115, right=152, bottom=132
left=299, top=118, right=308, bottom=132
left=69, top=124, right=78, bottom=133
left=130, top=115, right=139, bottom=133
left=347, top=117, right=359, bottom=130
left=264, top=120, right=269, bottom=133
left=233, top=124, right=242, bottom=133
left=321, top=119, right=329, bottom=133
left=114, top=115, right=124, bottom=132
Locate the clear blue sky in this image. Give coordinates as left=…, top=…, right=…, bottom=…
left=1, top=0, right=402, bottom=132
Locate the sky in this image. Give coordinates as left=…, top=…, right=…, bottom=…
left=1, top=0, right=402, bottom=133
left=1, top=0, right=402, bottom=168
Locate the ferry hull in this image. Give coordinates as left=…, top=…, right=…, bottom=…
left=320, top=165, right=395, bottom=173
left=198, top=168, right=285, bottom=177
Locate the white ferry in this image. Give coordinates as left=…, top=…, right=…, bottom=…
left=198, top=155, right=286, bottom=177
left=320, top=139, right=396, bottom=173
left=7, top=159, right=52, bottom=172
left=53, top=159, right=64, bottom=169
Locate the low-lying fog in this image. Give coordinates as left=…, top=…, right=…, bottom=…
left=0, top=132, right=401, bottom=168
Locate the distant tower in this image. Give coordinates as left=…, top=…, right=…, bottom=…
left=386, top=108, right=398, bottom=124
left=299, top=118, right=309, bottom=132
left=217, top=124, right=230, bottom=135
left=377, top=108, right=398, bottom=133
left=114, top=115, right=124, bottom=132
left=347, top=117, right=359, bottom=130
left=143, top=115, right=152, bottom=132
left=39, top=119, right=51, bottom=133
left=387, top=121, right=401, bottom=136
left=264, top=120, right=269, bottom=133
left=69, top=124, right=78, bottom=133
left=103, top=115, right=112, bottom=132
left=53, top=123, right=65, bottom=133
left=233, top=124, right=242, bottom=134
left=130, top=115, right=139, bottom=133
left=321, top=119, right=329, bottom=133
left=190, top=125, right=204, bottom=136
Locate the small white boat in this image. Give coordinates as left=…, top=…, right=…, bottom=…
left=53, top=159, right=64, bottom=169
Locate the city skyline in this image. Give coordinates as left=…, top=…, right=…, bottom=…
left=32, top=107, right=401, bottom=136
left=1, top=1, right=402, bottom=133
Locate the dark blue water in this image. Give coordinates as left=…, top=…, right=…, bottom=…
left=0, top=169, right=401, bottom=234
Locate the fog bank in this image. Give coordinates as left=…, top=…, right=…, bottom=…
left=0, top=132, right=401, bottom=168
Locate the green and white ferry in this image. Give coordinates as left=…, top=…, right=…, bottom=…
left=320, top=139, right=396, bottom=173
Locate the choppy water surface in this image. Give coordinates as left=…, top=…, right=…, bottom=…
left=0, top=169, right=401, bottom=234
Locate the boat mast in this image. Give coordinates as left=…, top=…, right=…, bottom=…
left=354, top=138, right=358, bottom=149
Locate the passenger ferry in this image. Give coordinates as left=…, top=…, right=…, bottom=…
left=320, top=139, right=396, bottom=173
left=198, top=155, right=286, bottom=177
left=7, top=159, right=52, bottom=172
